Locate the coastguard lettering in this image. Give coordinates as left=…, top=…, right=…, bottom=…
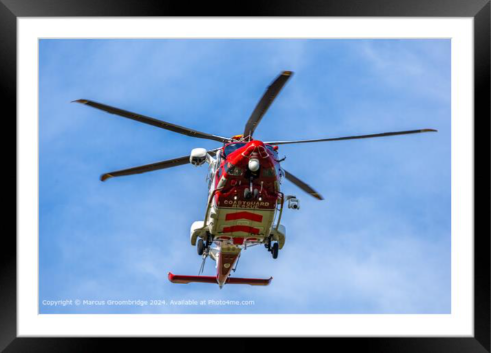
left=223, top=200, right=270, bottom=208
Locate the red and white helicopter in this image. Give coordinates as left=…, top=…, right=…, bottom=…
left=74, top=71, right=436, bottom=288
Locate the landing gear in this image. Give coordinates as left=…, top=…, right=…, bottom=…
left=205, top=233, right=213, bottom=247
left=197, top=239, right=205, bottom=256
left=244, top=188, right=261, bottom=200
left=198, top=233, right=214, bottom=274
left=244, top=188, right=252, bottom=199
left=265, top=236, right=279, bottom=259
left=197, top=233, right=213, bottom=256
left=271, top=243, right=279, bottom=259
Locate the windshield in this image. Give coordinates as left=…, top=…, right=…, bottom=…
left=224, top=142, right=246, bottom=156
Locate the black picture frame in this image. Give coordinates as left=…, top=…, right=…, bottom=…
left=5, top=0, right=489, bottom=352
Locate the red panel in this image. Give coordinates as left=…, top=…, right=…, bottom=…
left=223, top=225, right=260, bottom=235
left=225, top=211, right=263, bottom=222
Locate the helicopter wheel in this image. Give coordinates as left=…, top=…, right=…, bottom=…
left=271, top=243, right=279, bottom=259
left=264, top=237, right=272, bottom=251
left=244, top=188, right=252, bottom=199
left=197, top=238, right=205, bottom=256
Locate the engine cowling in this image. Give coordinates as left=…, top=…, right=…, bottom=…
left=190, top=148, right=207, bottom=166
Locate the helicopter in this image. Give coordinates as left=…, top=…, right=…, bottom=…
left=73, top=70, right=436, bottom=289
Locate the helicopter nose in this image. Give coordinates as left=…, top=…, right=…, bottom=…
left=248, top=140, right=265, bottom=150
left=243, top=140, right=268, bottom=158
left=228, top=140, right=271, bottom=170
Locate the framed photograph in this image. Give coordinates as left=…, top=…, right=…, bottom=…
left=8, top=0, right=489, bottom=351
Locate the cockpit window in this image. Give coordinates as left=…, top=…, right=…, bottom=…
left=224, top=162, right=243, bottom=176
left=224, top=142, right=246, bottom=156
left=262, top=167, right=276, bottom=177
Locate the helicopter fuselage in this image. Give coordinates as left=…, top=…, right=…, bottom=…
left=179, top=139, right=287, bottom=288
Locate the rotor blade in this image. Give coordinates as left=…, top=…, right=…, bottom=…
left=266, top=129, right=437, bottom=145
left=243, top=71, right=293, bottom=138
left=100, top=155, right=189, bottom=182
left=73, top=99, right=229, bottom=143
left=100, top=149, right=219, bottom=182
left=283, top=169, right=323, bottom=201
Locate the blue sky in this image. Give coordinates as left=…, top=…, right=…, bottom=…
left=39, top=39, right=450, bottom=314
